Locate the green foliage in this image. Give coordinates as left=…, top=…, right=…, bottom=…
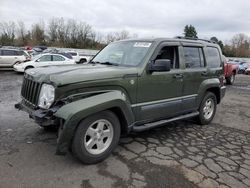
left=184, top=25, right=198, bottom=38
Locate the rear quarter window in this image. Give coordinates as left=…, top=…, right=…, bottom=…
left=206, top=47, right=221, bottom=68
left=2, top=50, right=15, bottom=56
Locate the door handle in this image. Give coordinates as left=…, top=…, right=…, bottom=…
left=173, top=74, right=183, bottom=79
left=201, top=71, right=208, bottom=76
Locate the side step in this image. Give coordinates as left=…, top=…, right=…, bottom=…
left=132, top=111, right=199, bottom=132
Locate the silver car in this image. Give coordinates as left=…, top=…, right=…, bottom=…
left=0, top=49, right=30, bottom=68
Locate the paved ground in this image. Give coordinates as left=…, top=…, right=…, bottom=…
left=0, top=71, right=250, bottom=188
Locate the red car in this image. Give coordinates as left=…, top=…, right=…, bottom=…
left=223, top=56, right=239, bottom=85
left=245, top=67, right=250, bottom=75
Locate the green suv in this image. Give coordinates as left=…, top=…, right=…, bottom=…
left=15, top=37, right=226, bottom=164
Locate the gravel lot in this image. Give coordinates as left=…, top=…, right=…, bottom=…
left=0, top=71, right=250, bottom=188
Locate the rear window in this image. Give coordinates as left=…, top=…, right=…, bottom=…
left=183, top=47, right=205, bottom=68
left=69, top=52, right=77, bottom=56
left=206, top=47, right=221, bottom=68
left=53, top=55, right=65, bottom=61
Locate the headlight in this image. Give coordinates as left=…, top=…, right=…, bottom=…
left=38, top=84, right=55, bottom=109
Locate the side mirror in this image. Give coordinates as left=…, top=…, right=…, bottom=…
left=148, top=59, right=171, bottom=72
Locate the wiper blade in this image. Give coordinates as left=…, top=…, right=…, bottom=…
left=99, top=61, right=119, bottom=66
left=88, top=61, right=100, bottom=64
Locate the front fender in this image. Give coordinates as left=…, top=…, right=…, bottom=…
left=54, top=90, right=134, bottom=154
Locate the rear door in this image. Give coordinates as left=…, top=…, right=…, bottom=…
left=180, top=44, right=207, bottom=112
left=52, top=55, right=67, bottom=65
left=1, top=50, right=16, bottom=66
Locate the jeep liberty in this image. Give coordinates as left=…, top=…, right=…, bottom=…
left=15, top=37, right=226, bottom=164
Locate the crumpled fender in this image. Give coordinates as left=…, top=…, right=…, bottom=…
left=54, top=90, right=134, bottom=155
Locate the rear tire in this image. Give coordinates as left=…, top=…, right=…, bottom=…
left=79, top=59, right=87, bottom=64
left=226, top=74, right=235, bottom=85
left=197, top=92, right=217, bottom=125
left=72, top=111, right=120, bottom=164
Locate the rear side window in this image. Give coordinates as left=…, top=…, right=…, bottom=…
left=38, top=55, right=52, bottom=62
left=53, top=55, right=65, bottom=61
left=183, top=47, right=204, bottom=68
left=2, top=50, right=15, bottom=56
left=206, top=47, right=221, bottom=68
left=69, top=52, right=77, bottom=56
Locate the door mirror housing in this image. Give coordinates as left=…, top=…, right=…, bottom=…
left=148, top=59, right=171, bottom=73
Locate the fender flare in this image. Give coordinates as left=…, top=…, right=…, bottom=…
left=196, top=78, right=221, bottom=105
left=54, top=90, right=134, bottom=154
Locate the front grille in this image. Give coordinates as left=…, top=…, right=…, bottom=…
left=21, top=77, right=41, bottom=105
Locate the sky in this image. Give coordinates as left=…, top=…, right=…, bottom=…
left=1, top=0, right=250, bottom=43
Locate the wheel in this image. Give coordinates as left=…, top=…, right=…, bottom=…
left=226, top=74, right=235, bottom=85
left=79, top=59, right=87, bottom=64
left=72, top=111, right=120, bottom=164
left=197, top=92, right=217, bottom=125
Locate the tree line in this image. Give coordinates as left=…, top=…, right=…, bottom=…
left=184, top=25, right=250, bottom=57
left=0, top=19, right=249, bottom=57
left=0, top=18, right=134, bottom=49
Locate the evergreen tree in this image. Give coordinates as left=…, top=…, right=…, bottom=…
left=184, top=25, right=198, bottom=38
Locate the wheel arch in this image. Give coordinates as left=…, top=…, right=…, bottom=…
left=55, top=90, right=134, bottom=155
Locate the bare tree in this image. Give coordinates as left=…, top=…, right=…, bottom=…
left=231, top=33, right=250, bottom=57
left=0, top=21, right=16, bottom=45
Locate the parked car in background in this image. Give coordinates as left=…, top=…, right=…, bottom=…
left=0, top=48, right=31, bottom=68
left=67, top=51, right=93, bottom=63
left=13, top=53, right=75, bottom=72
left=245, top=66, right=250, bottom=75
left=33, top=46, right=47, bottom=51
left=238, top=62, right=250, bottom=74
left=223, top=56, right=238, bottom=85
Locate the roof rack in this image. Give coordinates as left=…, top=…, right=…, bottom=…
left=174, top=36, right=216, bottom=44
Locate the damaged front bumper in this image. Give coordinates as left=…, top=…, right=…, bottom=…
left=15, top=100, right=59, bottom=126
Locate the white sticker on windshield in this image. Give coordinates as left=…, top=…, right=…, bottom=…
left=134, top=42, right=152, bottom=48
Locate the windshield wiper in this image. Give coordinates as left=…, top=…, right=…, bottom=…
left=89, top=61, right=119, bottom=66
left=99, top=61, right=119, bottom=66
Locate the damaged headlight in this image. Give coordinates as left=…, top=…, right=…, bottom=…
left=38, top=84, right=55, bottom=109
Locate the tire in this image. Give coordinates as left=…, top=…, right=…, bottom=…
left=197, top=92, right=217, bottom=125
left=72, top=110, right=121, bottom=164
left=226, top=74, right=235, bottom=85
left=79, top=59, right=87, bottom=64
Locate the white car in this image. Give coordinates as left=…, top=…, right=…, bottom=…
left=67, top=51, right=93, bottom=64
left=0, top=48, right=30, bottom=68
left=13, top=53, right=75, bottom=72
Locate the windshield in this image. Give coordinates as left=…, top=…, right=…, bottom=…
left=92, top=41, right=152, bottom=66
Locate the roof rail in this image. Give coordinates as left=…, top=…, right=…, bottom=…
left=174, top=36, right=216, bottom=44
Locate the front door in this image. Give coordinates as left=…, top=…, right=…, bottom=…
left=135, top=43, right=184, bottom=122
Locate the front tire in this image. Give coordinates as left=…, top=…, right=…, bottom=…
left=197, top=92, right=217, bottom=125
left=72, top=111, right=120, bottom=164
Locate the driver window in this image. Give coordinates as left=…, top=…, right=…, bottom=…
left=155, top=46, right=179, bottom=69
left=38, top=55, right=52, bottom=62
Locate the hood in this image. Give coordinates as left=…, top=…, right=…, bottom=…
left=26, top=64, right=138, bottom=86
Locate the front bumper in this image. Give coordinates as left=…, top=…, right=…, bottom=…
left=15, top=100, right=59, bottom=126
